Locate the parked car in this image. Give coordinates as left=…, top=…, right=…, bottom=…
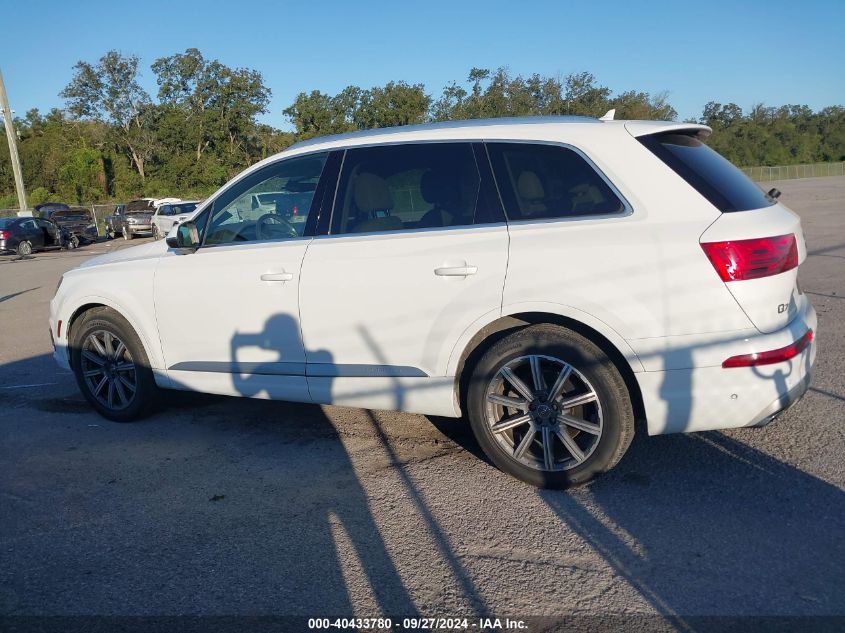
left=36, top=206, right=98, bottom=246
left=106, top=199, right=160, bottom=240
left=49, top=116, right=817, bottom=488
left=0, top=216, right=69, bottom=256
left=152, top=200, right=200, bottom=239
left=105, top=203, right=130, bottom=238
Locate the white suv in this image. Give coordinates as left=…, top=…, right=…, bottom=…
left=49, top=116, right=817, bottom=488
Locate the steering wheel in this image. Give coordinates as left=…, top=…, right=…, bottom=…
left=255, top=213, right=299, bottom=240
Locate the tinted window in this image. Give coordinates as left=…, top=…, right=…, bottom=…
left=331, top=143, right=486, bottom=235
left=204, top=152, right=327, bottom=246
left=170, top=203, right=198, bottom=215
left=487, top=143, right=625, bottom=221
left=639, top=133, right=775, bottom=212
left=126, top=200, right=154, bottom=212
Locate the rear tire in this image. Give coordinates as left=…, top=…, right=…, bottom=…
left=70, top=308, right=158, bottom=422
left=466, top=324, right=634, bottom=489
left=16, top=240, right=32, bottom=257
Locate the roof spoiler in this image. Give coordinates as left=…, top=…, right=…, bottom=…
left=624, top=121, right=712, bottom=138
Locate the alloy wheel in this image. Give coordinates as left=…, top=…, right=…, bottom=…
left=80, top=329, right=137, bottom=411
left=485, top=354, right=603, bottom=472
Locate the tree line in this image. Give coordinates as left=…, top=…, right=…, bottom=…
left=1, top=48, right=843, bottom=207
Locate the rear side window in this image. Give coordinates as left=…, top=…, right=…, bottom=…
left=331, top=142, right=498, bottom=235
left=487, top=142, right=626, bottom=221
left=639, top=133, right=775, bottom=212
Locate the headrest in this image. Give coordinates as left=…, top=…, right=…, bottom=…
left=517, top=171, right=545, bottom=201
left=353, top=173, right=393, bottom=212
left=420, top=169, right=459, bottom=205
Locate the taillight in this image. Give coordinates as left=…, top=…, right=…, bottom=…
left=701, top=233, right=798, bottom=282
left=722, top=329, right=813, bottom=368
left=0, top=230, right=8, bottom=240
left=292, top=206, right=299, bottom=216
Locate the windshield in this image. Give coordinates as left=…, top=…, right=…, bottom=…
left=125, top=200, right=154, bottom=212
left=52, top=210, right=93, bottom=222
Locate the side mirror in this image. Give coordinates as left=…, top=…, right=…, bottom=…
left=166, top=220, right=200, bottom=252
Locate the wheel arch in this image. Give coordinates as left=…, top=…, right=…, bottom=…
left=65, top=297, right=162, bottom=372
left=452, top=307, right=646, bottom=427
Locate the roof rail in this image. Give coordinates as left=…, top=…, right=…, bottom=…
left=286, top=115, right=601, bottom=151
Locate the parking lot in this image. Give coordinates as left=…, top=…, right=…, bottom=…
left=1, top=178, right=843, bottom=623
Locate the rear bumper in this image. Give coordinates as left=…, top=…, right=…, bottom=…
left=748, top=369, right=811, bottom=427
left=636, top=297, right=817, bottom=435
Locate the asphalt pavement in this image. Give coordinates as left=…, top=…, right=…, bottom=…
left=1, top=179, right=843, bottom=627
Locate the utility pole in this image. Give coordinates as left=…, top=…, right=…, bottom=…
left=0, top=67, right=28, bottom=214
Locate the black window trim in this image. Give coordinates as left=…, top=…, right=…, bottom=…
left=321, top=139, right=507, bottom=238
left=485, top=139, right=634, bottom=225
left=195, top=148, right=332, bottom=250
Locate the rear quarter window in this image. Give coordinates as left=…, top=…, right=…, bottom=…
left=639, top=132, right=775, bottom=213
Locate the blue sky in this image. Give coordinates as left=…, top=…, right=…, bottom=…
left=2, top=0, right=843, bottom=129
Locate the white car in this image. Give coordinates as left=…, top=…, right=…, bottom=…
left=151, top=200, right=200, bottom=239
left=49, top=116, right=817, bottom=488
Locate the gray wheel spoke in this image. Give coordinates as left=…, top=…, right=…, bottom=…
left=107, top=380, right=116, bottom=406
left=513, top=428, right=536, bottom=460
left=102, top=331, right=115, bottom=357
left=82, top=349, right=106, bottom=366
left=558, top=413, right=601, bottom=435
left=547, top=364, right=573, bottom=401
left=529, top=356, right=546, bottom=392
left=500, top=366, right=535, bottom=402
left=118, top=375, right=136, bottom=393
left=487, top=393, right=529, bottom=410
left=541, top=427, right=555, bottom=470
left=114, top=362, right=135, bottom=373
left=90, top=334, right=108, bottom=357
left=491, top=413, right=532, bottom=434
left=114, top=379, right=128, bottom=406
left=83, top=368, right=104, bottom=378
left=93, top=375, right=108, bottom=397
left=558, top=390, right=597, bottom=410
left=113, top=341, right=126, bottom=361
left=556, top=428, right=586, bottom=463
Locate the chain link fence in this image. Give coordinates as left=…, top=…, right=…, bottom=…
left=741, top=161, right=845, bottom=182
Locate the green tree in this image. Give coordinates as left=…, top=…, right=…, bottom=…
left=61, top=51, right=155, bottom=181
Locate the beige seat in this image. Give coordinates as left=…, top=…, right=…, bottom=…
left=516, top=170, right=548, bottom=217
left=348, top=172, right=404, bottom=233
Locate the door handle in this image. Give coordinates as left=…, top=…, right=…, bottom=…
left=260, top=272, right=294, bottom=282
left=434, top=265, right=478, bottom=277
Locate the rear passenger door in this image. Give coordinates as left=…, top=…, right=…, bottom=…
left=299, top=142, right=508, bottom=414
left=486, top=142, right=641, bottom=337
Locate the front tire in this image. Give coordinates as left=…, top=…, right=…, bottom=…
left=70, top=308, right=158, bottom=422
left=466, top=324, right=634, bottom=489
